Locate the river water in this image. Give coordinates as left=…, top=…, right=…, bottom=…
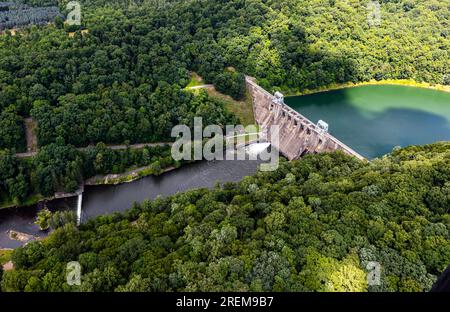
left=0, top=158, right=263, bottom=248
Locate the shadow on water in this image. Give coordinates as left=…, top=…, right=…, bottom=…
left=2, top=86, right=449, bottom=248
left=0, top=205, right=42, bottom=249
left=285, top=86, right=450, bottom=159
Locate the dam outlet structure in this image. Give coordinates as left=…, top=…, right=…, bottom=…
left=245, top=76, right=365, bottom=161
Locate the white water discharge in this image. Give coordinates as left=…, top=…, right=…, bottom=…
left=245, top=142, right=271, bottom=157
left=76, top=193, right=83, bottom=226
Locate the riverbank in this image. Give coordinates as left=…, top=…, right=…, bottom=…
left=85, top=164, right=180, bottom=186
left=0, top=194, right=45, bottom=211
left=0, top=190, right=84, bottom=211
left=0, top=161, right=178, bottom=210
left=283, top=79, right=450, bottom=97
left=1, top=137, right=259, bottom=210
left=0, top=155, right=265, bottom=249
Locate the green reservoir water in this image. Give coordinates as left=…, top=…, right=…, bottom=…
left=285, top=85, right=450, bottom=159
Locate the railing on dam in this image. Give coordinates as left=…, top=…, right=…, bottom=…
left=245, top=76, right=365, bottom=161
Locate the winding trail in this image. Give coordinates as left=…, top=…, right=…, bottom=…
left=185, top=84, right=214, bottom=90
left=16, top=142, right=173, bottom=158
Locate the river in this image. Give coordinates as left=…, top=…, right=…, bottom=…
left=0, top=158, right=263, bottom=249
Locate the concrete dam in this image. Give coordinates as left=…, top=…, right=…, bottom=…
left=246, top=77, right=365, bottom=161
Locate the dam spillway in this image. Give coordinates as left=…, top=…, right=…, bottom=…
left=245, top=76, right=365, bottom=161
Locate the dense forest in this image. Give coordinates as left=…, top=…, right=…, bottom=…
left=0, top=2, right=62, bottom=30
left=0, top=87, right=236, bottom=206
left=0, top=0, right=449, bottom=202
left=0, top=0, right=449, bottom=292
left=1, top=143, right=449, bottom=292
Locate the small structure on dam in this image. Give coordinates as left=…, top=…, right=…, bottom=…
left=245, top=76, right=365, bottom=161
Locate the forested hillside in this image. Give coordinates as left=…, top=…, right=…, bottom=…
left=0, top=0, right=449, bottom=292
left=1, top=0, right=449, bottom=149
left=0, top=0, right=449, bottom=203
left=0, top=2, right=62, bottom=30
left=0, top=141, right=187, bottom=206
left=1, top=143, right=449, bottom=292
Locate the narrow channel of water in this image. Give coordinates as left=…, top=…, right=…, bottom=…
left=81, top=159, right=263, bottom=219
left=0, top=158, right=264, bottom=249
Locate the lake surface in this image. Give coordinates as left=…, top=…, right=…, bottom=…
left=285, top=85, right=450, bottom=159
left=0, top=158, right=263, bottom=248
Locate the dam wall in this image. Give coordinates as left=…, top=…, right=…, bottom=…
left=246, top=77, right=365, bottom=161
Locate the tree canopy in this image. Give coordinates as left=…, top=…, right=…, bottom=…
left=0, top=0, right=449, bottom=150
left=2, top=143, right=449, bottom=292
left=0, top=0, right=449, bottom=292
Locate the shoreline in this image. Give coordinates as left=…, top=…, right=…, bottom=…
left=1, top=140, right=253, bottom=210
left=0, top=163, right=182, bottom=249
left=282, top=79, right=450, bottom=97
left=85, top=165, right=179, bottom=186
left=0, top=163, right=180, bottom=210
left=3, top=79, right=447, bottom=210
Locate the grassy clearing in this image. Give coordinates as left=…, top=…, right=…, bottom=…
left=0, top=249, right=13, bottom=265
left=0, top=29, right=17, bottom=36
left=206, top=88, right=255, bottom=126
left=68, top=29, right=89, bottom=38
left=186, top=72, right=204, bottom=88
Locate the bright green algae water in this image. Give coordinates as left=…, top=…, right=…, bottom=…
left=285, top=85, right=450, bottom=158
